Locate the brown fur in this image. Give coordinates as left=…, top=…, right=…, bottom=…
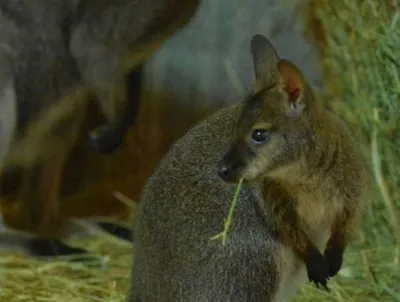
left=218, top=34, right=369, bottom=289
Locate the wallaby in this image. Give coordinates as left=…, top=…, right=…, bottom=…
left=0, top=0, right=199, bottom=236
left=129, top=34, right=368, bottom=301
left=217, top=34, right=369, bottom=288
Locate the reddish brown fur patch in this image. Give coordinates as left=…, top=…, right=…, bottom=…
left=286, top=79, right=301, bottom=101
left=278, top=60, right=305, bottom=103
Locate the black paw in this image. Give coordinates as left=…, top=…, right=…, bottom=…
left=87, top=124, right=125, bottom=154
left=306, top=248, right=330, bottom=291
left=324, top=245, right=344, bottom=278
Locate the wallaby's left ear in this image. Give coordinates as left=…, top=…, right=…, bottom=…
left=250, top=34, right=280, bottom=92
left=277, top=59, right=314, bottom=114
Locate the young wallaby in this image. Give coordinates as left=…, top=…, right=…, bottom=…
left=0, top=0, right=199, bottom=236
left=129, top=34, right=367, bottom=301
left=217, top=34, right=368, bottom=289
left=219, top=35, right=368, bottom=287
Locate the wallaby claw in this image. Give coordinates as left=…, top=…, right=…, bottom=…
left=310, top=278, right=330, bottom=292
left=324, top=245, right=344, bottom=278
left=306, top=247, right=331, bottom=291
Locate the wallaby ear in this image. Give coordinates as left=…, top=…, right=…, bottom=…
left=250, top=34, right=279, bottom=92
left=277, top=59, right=312, bottom=113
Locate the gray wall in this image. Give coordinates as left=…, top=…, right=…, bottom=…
left=144, top=0, right=323, bottom=111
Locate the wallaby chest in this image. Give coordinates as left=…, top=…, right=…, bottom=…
left=294, top=184, right=345, bottom=248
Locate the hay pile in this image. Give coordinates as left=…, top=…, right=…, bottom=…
left=0, top=233, right=132, bottom=302
left=0, top=1, right=398, bottom=301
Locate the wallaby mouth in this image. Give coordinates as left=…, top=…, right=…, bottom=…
left=217, top=149, right=246, bottom=184
left=217, top=162, right=242, bottom=183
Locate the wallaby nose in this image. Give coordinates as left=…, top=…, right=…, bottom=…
left=217, top=164, right=230, bottom=179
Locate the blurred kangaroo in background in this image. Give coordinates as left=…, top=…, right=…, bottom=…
left=129, top=34, right=367, bottom=302
left=0, top=0, right=199, bottom=251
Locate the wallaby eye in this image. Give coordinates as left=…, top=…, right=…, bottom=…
left=251, top=129, right=269, bottom=144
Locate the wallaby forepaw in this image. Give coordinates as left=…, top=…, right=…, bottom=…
left=306, top=248, right=330, bottom=291
left=87, top=124, right=125, bottom=154
left=324, top=245, right=344, bottom=278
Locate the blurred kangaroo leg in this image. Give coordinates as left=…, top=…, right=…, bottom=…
left=0, top=215, right=132, bottom=261
left=0, top=233, right=90, bottom=258
left=0, top=216, right=96, bottom=260
left=17, top=147, right=73, bottom=236
left=0, top=89, right=89, bottom=236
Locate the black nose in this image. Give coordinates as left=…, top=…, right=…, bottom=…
left=218, top=164, right=230, bottom=179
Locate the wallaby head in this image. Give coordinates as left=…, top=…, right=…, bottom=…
left=218, top=34, right=320, bottom=183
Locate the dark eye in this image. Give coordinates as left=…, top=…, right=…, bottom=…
left=251, top=129, right=269, bottom=144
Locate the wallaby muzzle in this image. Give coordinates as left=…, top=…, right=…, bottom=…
left=217, top=143, right=247, bottom=183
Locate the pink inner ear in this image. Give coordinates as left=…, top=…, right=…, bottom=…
left=278, top=60, right=304, bottom=104
left=285, top=78, right=301, bottom=103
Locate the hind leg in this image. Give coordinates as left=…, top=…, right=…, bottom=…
left=0, top=90, right=88, bottom=236
left=0, top=161, right=99, bottom=260
left=0, top=219, right=99, bottom=261
left=0, top=149, right=72, bottom=236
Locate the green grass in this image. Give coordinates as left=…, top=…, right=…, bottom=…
left=210, top=178, right=244, bottom=246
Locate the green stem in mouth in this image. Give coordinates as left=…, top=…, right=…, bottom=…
left=209, top=178, right=244, bottom=246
